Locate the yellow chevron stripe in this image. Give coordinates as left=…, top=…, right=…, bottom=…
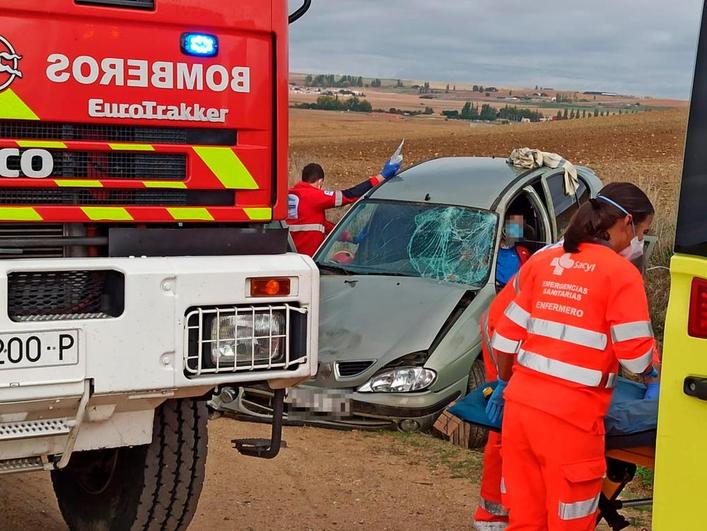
left=81, top=207, right=133, bottom=221
left=109, top=143, right=155, bottom=151
left=0, top=207, right=42, bottom=221
left=244, top=207, right=273, bottom=221
left=17, top=140, right=67, bottom=149
left=56, top=180, right=103, bottom=187
left=0, top=89, right=39, bottom=120
left=193, top=147, right=258, bottom=189
left=167, top=207, right=214, bottom=221
left=143, top=181, right=187, bottom=189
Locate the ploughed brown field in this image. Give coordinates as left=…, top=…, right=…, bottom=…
left=290, top=107, right=685, bottom=339
left=1, top=107, right=683, bottom=531
left=289, top=107, right=685, bottom=203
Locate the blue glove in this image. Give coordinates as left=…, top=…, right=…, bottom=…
left=645, top=366, right=659, bottom=379
left=485, top=378, right=508, bottom=424
left=380, top=160, right=401, bottom=179
left=352, top=225, right=369, bottom=245
left=644, top=382, right=660, bottom=401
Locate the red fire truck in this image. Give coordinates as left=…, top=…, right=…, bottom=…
left=0, top=1, right=317, bottom=529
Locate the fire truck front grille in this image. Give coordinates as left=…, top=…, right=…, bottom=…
left=0, top=224, right=65, bottom=259
left=0, top=189, right=234, bottom=206
left=0, top=120, right=235, bottom=146
left=3, top=150, right=186, bottom=181
left=8, top=270, right=125, bottom=321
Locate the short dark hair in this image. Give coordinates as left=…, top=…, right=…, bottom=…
left=563, top=182, right=654, bottom=253
left=302, top=163, right=324, bottom=183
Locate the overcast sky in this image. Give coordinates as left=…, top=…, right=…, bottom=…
left=288, top=0, right=703, bottom=99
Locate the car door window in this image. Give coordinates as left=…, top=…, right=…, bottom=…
left=546, top=173, right=588, bottom=236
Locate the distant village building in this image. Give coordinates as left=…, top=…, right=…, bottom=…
left=583, top=91, right=620, bottom=97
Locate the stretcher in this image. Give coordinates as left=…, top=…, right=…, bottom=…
left=450, top=378, right=657, bottom=530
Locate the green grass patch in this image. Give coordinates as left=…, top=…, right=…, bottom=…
left=365, top=430, right=484, bottom=480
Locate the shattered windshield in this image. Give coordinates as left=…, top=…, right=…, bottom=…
left=315, top=200, right=497, bottom=287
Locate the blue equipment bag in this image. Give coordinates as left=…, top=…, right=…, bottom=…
left=451, top=377, right=657, bottom=448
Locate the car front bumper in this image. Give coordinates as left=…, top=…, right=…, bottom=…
left=220, top=372, right=469, bottom=430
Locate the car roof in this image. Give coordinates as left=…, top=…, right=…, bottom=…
left=369, top=157, right=532, bottom=210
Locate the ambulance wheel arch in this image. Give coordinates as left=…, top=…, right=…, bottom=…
left=51, top=398, right=208, bottom=531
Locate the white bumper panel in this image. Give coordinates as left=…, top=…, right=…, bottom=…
left=0, top=253, right=319, bottom=402
left=0, top=409, right=155, bottom=461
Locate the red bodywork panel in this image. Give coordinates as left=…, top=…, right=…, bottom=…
left=0, top=0, right=288, bottom=222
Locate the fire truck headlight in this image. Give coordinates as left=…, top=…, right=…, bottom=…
left=209, top=311, right=286, bottom=367
left=181, top=33, right=218, bottom=57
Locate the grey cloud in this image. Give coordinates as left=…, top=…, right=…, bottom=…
left=288, top=0, right=703, bottom=98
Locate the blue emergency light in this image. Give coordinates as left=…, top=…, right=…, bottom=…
left=181, top=33, right=218, bottom=57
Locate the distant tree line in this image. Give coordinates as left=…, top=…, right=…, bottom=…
left=472, top=85, right=498, bottom=93
left=442, top=102, right=542, bottom=122
left=376, top=106, right=435, bottom=116
left=555, top=92, right=577, bottom=103
left=554, top=108, right=640, bottom=120
left=293, top=95, right=372, bottom=113
left=305, top=74, right=364, bottom=88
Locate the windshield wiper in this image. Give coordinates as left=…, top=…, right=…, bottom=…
left=317, top=263, right=353, bottom=275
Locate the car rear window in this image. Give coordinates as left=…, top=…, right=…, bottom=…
left=316, top=200, right=497, bottom=287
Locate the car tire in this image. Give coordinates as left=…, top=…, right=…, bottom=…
left=466, top=356, right=489, bottom=449
left=51, top=398, right=208, bottom=531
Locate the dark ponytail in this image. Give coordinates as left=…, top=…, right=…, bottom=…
left=563, top=182, right=654, bottom=253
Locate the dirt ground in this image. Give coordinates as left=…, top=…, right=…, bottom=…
left=0, top=419, right=651, bottom=530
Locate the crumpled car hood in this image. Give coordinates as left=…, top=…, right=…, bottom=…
left=316, top=275, right=470, bottom=386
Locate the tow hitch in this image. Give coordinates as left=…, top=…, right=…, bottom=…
left=232, top=388, right=286, bottom=459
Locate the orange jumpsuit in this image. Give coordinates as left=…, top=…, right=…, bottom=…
left=475, top=243, right=559, bottom=529
left=492, top=243, right=657, bottom=530
left=475, top=281, right=516, bottom=528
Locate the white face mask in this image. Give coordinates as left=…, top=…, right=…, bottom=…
left=619, top=224, right=644, bottom=261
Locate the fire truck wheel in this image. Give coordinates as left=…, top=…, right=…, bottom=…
left=466, top=356, right=489, bottom=449
left=50, top=398, right=208, bottom=531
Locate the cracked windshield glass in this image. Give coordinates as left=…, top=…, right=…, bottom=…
left=317, top=200, right=497, bottom=287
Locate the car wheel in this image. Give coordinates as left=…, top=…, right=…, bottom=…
left=51, top=398, right=208, bottom=531
left=466, top=356, right=489, bottom=449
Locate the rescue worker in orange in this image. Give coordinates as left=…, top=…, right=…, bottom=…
left=287, top=161, right=400, bottom=256
left=487, top=182, right=660, bottom=530
left=473, top=218, right=545, bottom=530
left=474, top=241, right=566, bottom=530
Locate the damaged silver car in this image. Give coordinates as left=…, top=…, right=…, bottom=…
left=222, top=156, right=602, bottom=445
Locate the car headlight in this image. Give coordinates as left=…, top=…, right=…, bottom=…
left=357, top=367, right=436, bottom=393
left=209, top=311, right=286, bottom=366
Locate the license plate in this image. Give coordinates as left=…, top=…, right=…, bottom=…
left=0, top=330, right=78, bottom=370
left=286, top=387, right=351, bottom=415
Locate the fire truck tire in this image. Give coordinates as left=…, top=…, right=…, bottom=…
left=50, top=398, right=209, bottom=531
left=466, top=356, right=489, bottom=449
